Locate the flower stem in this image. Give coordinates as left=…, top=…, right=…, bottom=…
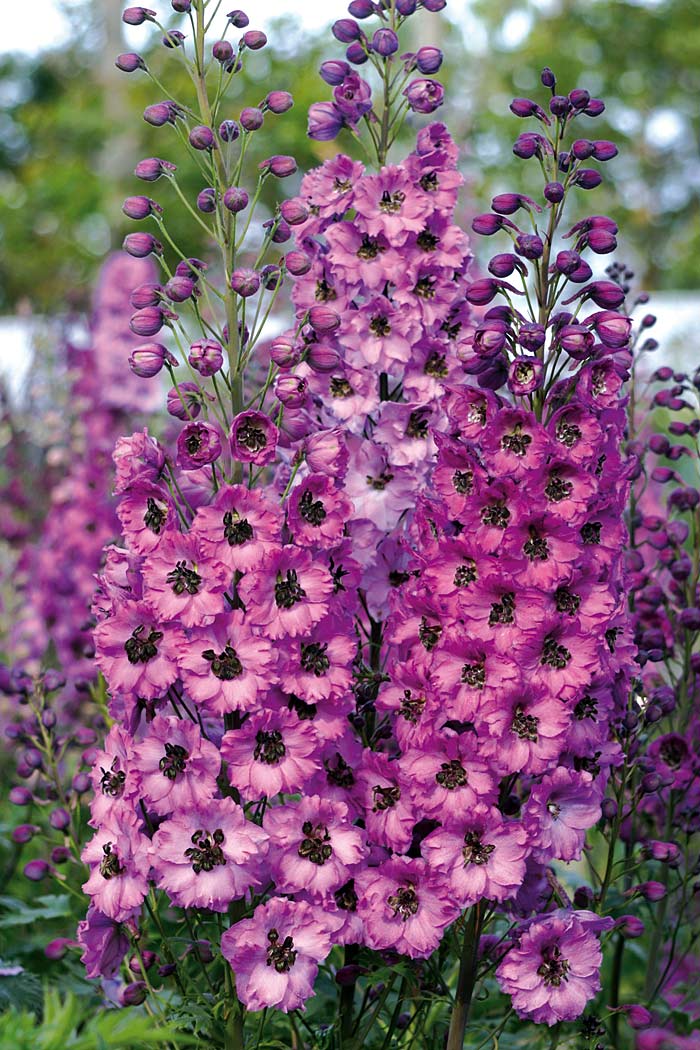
left=446, top=904, right=482, bottom=1050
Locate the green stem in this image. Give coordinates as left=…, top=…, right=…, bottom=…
left=446, top=905, right=482, bottom=1050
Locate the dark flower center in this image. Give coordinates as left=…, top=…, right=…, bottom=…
left=555, top=420, right=582, bottom=448
left=660, top=738, right=686, bottom=769
left=357, top=234, right=384, bottom=260
left=387, top=884, right=419, bottom=920
left=454, top=560, right=478, bottom=588
left=266, top=929, right=297, bottom=972
left=124, top=624, right=163, bottom=664
left=547, top=800, right=562, bottom=819
left=184, top=828, right=226, bottom=873
left=575, top=695, right=598, bottom=720
left=275, top=569, right=307, bottom=609
left=300, top=641, right=330, bottom=676
left=523, top=530, right=549, bottom=562
left=537, top=945, right=570, bottom=987
left=541, top=634, right=571, bottom=669
left=399, top=688, right=426, bottom=724
left=389, top=569, right=411, bottom=587
left=315, top=278, right=336, bottom=302
left=581, top=521, right=601, bottom=545
left=254, top=729, right=286, bottom=764
left=144, top=497, right=167, bottom=534
left=237, top=422, right=268, bottom=452
left=166, top=560, right=202, bottom=596
left=489, top=592, right=515, bottom=625
left=452, top=469, right=473, bottom=495
left=185, top=432, right=202, bottom=454
left=512, top=706, right=539, bottom=741
left=99, top=842, right=124, bottom=879
left=420, top=171, right=438, bottom=192
left=223, top=510, right=254, bottom=546
left=406, top=410, right=429, bottom=439
left=379, top=188, right=405, bottom=213
left=288, top=694, right=317, bottom=720
left=334, top=880, right=358, bottom=911
left=334, top=177, right=351, bottom=192
left=545, top=472, right=573, bottom=503
left=414, top=276, right=436, bottom=299
left=298, top=821, right=333, bottom=865
left=159, top=741, right=188, bottom=779
left=299, top=488, right=327, bottom=526
left=366, top=470, right=394, bottom=490
left=425, top=350, right=448, bottom=377
left=100, top=759, right=126, bottom=797
left=324, top=753, right=355, bottom=788
left=501, top=425, right=532, bottom=457
left=202, top=644, right=243, bottom=680
left=419, top=617, right=442, bottom=650
left=369, top=314, right=391, bottom=337
left=330, top=377, right=354, bottom=398
left=372, top=784, right=401, bottom=811
left=605, top=627, right=620, bottom=653
left=462, top=831, right=495, bottom=866
left=461, top=660, right=485, bottom=688
left=555, top=587, right=581, bottom=615
left=435, top=759, right=468, bottom=790
left=481, top=501, right=510, bottom=529
left=417, top=228, right=439, bottom=251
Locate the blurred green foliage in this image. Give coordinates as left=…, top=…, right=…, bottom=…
left=0, top=0, right=698, bottom=314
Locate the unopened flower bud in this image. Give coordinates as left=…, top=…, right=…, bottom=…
left=403, top=78, right=444, bottom=113
left=541, top=66, right=556, bottom=88
left=574, top=168, right=603, bottom=189
left=260, top=155, right=297, bottom=177
left=266, top=90, right=294, bottom=113
left=219, top=119, right=240, bottom=142
left=306, top=343, right=340, bottom=373
left=227, top=9, right=249, bottom=27
left=615, top=915, right=644, bottom=938
left=123, top=7, right=156, bottom=25
left=213, top=40, right=234, bottom=63
left=13, top=823, right=40, bottom=844
left=320, top=60, right=350, bottom=85
left=333, top=18, right=362, bottom=42
left=123, top=233, right=163, bottom=259
left=372, top=28, right=399, bottom=56
left=163, top=30, right=186, bottom=48
left=231, top=268, right=260, bottom=297
left=189, top=125, right=216, bottom=150
left=624, top=1005, right=652, bottom=1030
left=45, top=937, right=75, bottom=960
left=240, top=106, right=264, bottom=131
left=308, top=305, right=341, bottom=334
left=189, top=339, right=223, bottom=376
left=197, top=188, right=217, bottom=213
left=24, top=859, right=50, bottom=882
left=120, top=982, right=148, bottom=1006
left=223, top=186, right=249, bottom=213
left=416, top=46, right=443, bottom=74
left=135, top=157, right=176, bottom=181
left=116, top=52, right=146, bottom=73
left=544, top=181, right=565, bottom=203
left=129, top=343, right=176, bottom=378
left=242, top=29, right=267, bottom=49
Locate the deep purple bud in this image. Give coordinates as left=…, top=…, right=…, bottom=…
left=280, top=199, right=308, bottom=226
left=679, top=608, right=700, bottom=631
left=123, top=7, right=156, bottom=25
left=574, top=169, right=602, bottom=190
left=641, top=772, right=662, bottom=793
left=306, top=343, right=340, bottom=373
left=275, top=375, right=308, bottom=408
left=129, top=343, right=176, bottom=378
left=122, top=195, right=161, bottom=220
left=466, top=279, right=504, bottom=305
left=242, top=29, right=267, bottom=49
left=397, top=0, right=418, bottom=11
left=123, top=233, right=163, bottom=259
left=135, top=157, right=176, bottom=181
left=219, top=119, right=240, bottom=142
left=72, top=772, right=91, bottom=794
left=472, top=213, right=514, bottom=235
left=572, top=138, right=595, bottom=159
left=601, top=798, right=617, bottom=821
left=285, top=251, right=311, bottom=276
left=269, top=336, right=299, bottom=369
left=197, top=188, right=217, bottom=213
left=308, top=304, right=341, bottom=334
left=415, top=46, right=443, bottom=74
left=510, top=97, right=539, bottom=117
left=544, top=181, right=565, bottom=203
left=116, top=52, right=146, bottom=73
left=616, top=915, right=644, bottom=938
left=213, top=40, right=234, bottom=63
left=231, top=268, right=260, bottom=297
left=625, top=1006, right=653, bottom=1030
left=549, top=94, right=570, bottom=117
left=144, top=102, right=177, bottom=127
left=591, top=311, right=631, bottom=347
left=349, top=0, right=374, bottom=15
left=578, top=281, right=626, bottom=309
left=172, top=0, right=192, bottom=10
left=165, top=275, right=196, bottom=302
left=518, top=322, right=546, bottom=352
left=265, top=90, right=294, bottom=113
left=130, top=307, right=165, bottom=337
left=24, top=859, right=50, bottom=882
left=587, top=228, right=617, bottom=253
left=168, top=382, right=203, bottom=420
left=121, top=982, right=148, bottom=1007
left=227, top=9, right=249, bottom=27
left=49, top=807, right=71, bottom=831
left=585, top=98, right=606, bottom=116
left=333, top=18, right=362, bottom=42
left=593, top=139, right=617, bottom=160
left=488, top=253, right=520, bottom=277
left=512, top=132, right=550, bottom=159
left=372, top=28, right=399, bottom=56
left=541, top=66, right=556, bottom=88
left=131, top=283, right=162, bottom=309
left=13, top=824, right=39, bottom=844
left=308, top=101, right=345, bottom=141
left=320, top=60, right=351, bottom=85
left=260, top=155, right=297, bottom=178
left=491, top=193, right=523, bottom=215
left=346, top=41, right=368, bottom=63
left=515, top=234, right=544, bottom=259
left=403, top=78, right=444, bottom=113
left=240, top=107, right=264, bottom=131
left=163, top=30, right=186, bottom=48
left=189, top=125, right=216, bottom=150
left=24, top=748, right=43, bottom=770
left=45, top=938, right=74, bottom=960
left=189, top=339, right=224, bottom=376
left=223, top=186, right=249, bottom=213
left=9, top=786, right=32, bottom=806
left=421, top=0, right=446, bottom=8
left=569, top=88, right=591, bottom=109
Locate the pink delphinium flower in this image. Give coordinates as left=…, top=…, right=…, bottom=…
left=238, top=547, right=333, bottom=639
left=191, top=484, right=282, bottom=571
left=131, top=715, right=220, bottom=816
left=82, top=804, right=150, bottom=921
left=94, top=599, right=184, bottom=699
left=220, top=708, right=322, bottom=800
left=524, top=766, right=602, bottom=862
left=142, top=531, right=229, bottom=628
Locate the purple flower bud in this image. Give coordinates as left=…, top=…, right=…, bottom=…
left=177, top=421, right=222, bottom=470
left=189, top=339, right=223, bottom=376
left=574, top=168, right=602, bottom=190
left=280, top=199, right=308, bottom=226
left=679, top=608, right=700, bottom=631
left=242, top=29, right=267, bottom=49
left=615, top=915, right=644, bottom=938
left=515, top=234, right=544, bottom=259
left=472, top=213, right=515, bottom=236
left=509, top=97, right=550, bottom=123
left=144, top=102, right=177, bottom=127
left=130, top=306, right=166, bottom=337
left=168, top=381, right=203, bottom=420
left=163, top=30, right=186, bottom=48
left=372, top=28, right=399, bottom=56
left=24, top=859, right=50, bottom=882
left=231, top=268, right=260, bottom=297
left=574, top=280, right=626, bottom=309
left=260, top=155, right=297, bottom=178
left=122, top=195, right=161, bottom=220
left=172, top=0, right=192, bottom=10
left=13, top=823, right=40, bottom=844
left=130, top=950, right=157, bottom=973
left=346, top=42, right=369, bottom=64
left=333, top=18, right=362, bottom=42
left=275, top=375, right=308, bottom=408
left=165, top=275, right=196, bottom=302
left=491, top=193, right=523, bottom=215
left=544, top=181, right=565, bottom=203
left=637, top=881, right=667, bottom=902
left=549, top=94, right=570, bottom=117
left=569, top=88, right=591, bottom=109
left=9, top=786, right=32, bottom=806
left=219, top=119, right=240, bottom=142
left=121, top=982, right=148, bottom=1007
left=123, top=233, right=163, bottom=259
left=269, top=336, right=299, bottom=369
left=572, top=138, right=595, bottom=160
left=306, top=343, right=340, bottom=373
left=176, top=257, right=207, bottom=279
left=196, top=188, right=217, bottom=213
left=227, top=9, right=249, bottom=27
left=45, top=938, right=74, bottom=960
left=403, top=78, right=444, bottom=113
left=507, top=356, right=543, bottom=395
left=213, top=39, right=234, bottom=64
left=415, top=46, right=443, bottom=74
left=135, top=157, right=176, bottom=181
left=123, top=7, right=156, bottom=25
left=488, top=253, right=521, bottom=277
left=308, top=101, right=345, bottom=141
left=518, top=322, right=546, bottom=352
left=223, top=186, right=249, bottom=214
left=189, top=125, right=216, bottom=151
left=24, top=748, right=43, bottom=770
left=593, top=139, right=618, bottom=161
left=625, top=1005, right=653, bottom=1030
left=320, top=60, right=351, bottom=85
left=541, top=66, right=556, bottom=88
left=585, top=98, right=605, bottom=116
left=512, top=132, right=550, bottom=159
left=49, top=807, right=71, bottom=831
left=397, top=0, right=419, bottom=11
left=590, top=310, right=631, bottom=348
left=587, top=228, right=617, bottom=254
left=131, top=283, right=162, bottom=309
left=240, top=106, right=264, bottom=131
left=308, top=304, right=341, bottom=334
left=263, top=91, right=293, bottom=115
left=116, top=52, right=146, bottom=73
left=72, top=772, right=91, bottom=794
left=466, top=279, right=507, bottom=305
left=601, top=797, right=618, bottom=821
left=128, top=344, right=174, bottom=378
